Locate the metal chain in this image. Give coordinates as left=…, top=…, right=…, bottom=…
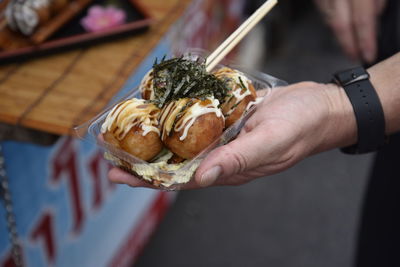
left=0, top=144, right=23, bottom=267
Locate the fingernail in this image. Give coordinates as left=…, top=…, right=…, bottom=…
left=200, top=166, right=222, bottom=187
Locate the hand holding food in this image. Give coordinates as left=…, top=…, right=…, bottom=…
left=100, top=55, right=268, bottom=187
left=108, top=82, right=354, bottom=189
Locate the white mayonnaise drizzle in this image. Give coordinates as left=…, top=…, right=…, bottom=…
left=139, top=69, right=155, bottom=100
left=159, top=97, right=223, bottom=141
left=246, top=97, right=263, bottom=111
left=214, top=67, right=253, bottom=111
left=101, top=99, right=160, bottom=140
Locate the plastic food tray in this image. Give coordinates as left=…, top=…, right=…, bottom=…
left=76, top=51, right=287, bottom=190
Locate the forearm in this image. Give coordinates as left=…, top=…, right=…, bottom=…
left=316, top=52, right=400, bottom=154
left=368, top=52, right=400, bottom=134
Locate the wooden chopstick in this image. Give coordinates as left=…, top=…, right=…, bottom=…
left=206, top=0, right=276, bottom=65
left=206, top=0, right=278, bottom=72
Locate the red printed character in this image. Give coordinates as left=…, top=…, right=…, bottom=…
left=88, top=150, right=115, bottom=211
left=30, top=210, right=56, bottom=265
left=50, top=137, right=84, bottom=235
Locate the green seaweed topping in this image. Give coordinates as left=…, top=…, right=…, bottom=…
left=231, top=99, right=243, bottom=110
left=238, top=76, right=248, bottom=92
left=152, top=56, right=229, bottom=108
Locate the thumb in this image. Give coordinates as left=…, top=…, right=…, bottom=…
left=195, top=127, right=266, bottom=187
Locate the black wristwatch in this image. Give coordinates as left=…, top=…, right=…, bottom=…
left=333, top=67, right=386, bottom=154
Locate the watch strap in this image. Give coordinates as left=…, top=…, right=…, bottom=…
left=334, top=67, right=386, bottom=154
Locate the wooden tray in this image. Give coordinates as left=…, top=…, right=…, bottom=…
left=0, top=0, right=152, bottom=64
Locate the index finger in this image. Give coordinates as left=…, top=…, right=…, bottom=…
left=328, top=0, right=359, bottom=60
left=351, top=0, right=377, bottom=63
left=108, top=167, right=160, bottom=189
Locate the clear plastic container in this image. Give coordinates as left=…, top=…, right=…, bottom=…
left=75, top=50, right=287, bottom=190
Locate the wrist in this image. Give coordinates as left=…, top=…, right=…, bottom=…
left=315, top=83, right=358, bottom=153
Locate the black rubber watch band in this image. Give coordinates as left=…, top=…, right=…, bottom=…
left=333, top=67, right=386, bottom=154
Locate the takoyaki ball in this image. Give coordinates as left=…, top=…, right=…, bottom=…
left=159, top=98, right=224, bottom=159
left=119, top=127, right=163, bottom=161
left=102, top=128, right=162, bottom=161
left=101, top=98, right=163, bottom=161
left=221, top=93, right=256, bottom=128
left=139, top=69, right=155, bottom=100
left=213, top=67, right=257, bottom=127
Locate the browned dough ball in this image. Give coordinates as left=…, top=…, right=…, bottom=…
left=103, top=126, right=163, bottom=162
left=221, top=83, right=257, bottom=128
left=101, top=98, right=163, bottom=161
left=163, top=113, right=224, bottom=159
left=213, top=67, right=257, bottom=128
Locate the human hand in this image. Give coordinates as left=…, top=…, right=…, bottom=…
left=313, top=0, right=387, bottom=63
left=108, top=82, right=357, bottom=189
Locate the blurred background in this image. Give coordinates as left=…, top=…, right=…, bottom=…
left=0, top=0, right=398, bottom=266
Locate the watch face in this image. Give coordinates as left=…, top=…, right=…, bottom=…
left=334, top=67, right=369, bottom=86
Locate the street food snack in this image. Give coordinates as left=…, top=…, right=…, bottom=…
left=101, top=98, right=163, bottom=161
left=101, top=57, right=264, bottom=164
left=102, top=57, right=230, bottom=162
left=213, top=67, right=257, bottom=127
left=96, top=55, right=270, bottom=188
left=159, top=97, right=224, bottom=159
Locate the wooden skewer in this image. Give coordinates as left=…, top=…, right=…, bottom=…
left=206, top=0, right=278, bottom=72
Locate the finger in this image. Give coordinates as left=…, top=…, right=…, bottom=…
left=108, top=167, right=159, bottom=189
left=352, top=0, right=377, bottom=63
left=327, top=0, right=359, bottom=61
left=376, top=0, right=387, bottom=15
left=216, top=158, right=298, bottom=186
left=313, top=0, right=333, bottom=17
left=194, top=126, right=268, bottom=187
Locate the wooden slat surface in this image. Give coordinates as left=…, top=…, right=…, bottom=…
left=0, top=0, right=191, bottom=135
left=0, top=51, right=82, bottom=124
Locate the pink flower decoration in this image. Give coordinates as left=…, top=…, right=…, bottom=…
left=81, top=5, right=126, bottom=32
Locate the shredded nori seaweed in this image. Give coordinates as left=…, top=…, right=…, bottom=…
left=152, top=56, right=229, bottom=108
left=238, top=76, right=247, bottom=92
